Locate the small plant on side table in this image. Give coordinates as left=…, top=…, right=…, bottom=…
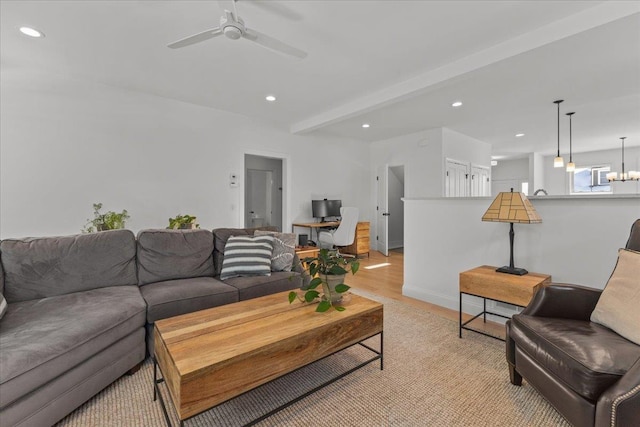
left=82, top=203, right=130, bottom=233
left=288, top=248, right=359, bottom=312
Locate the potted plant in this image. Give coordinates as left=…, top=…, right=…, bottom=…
left=168, top=214, right=199, bottom=230
left=82, top=203, right=130, bottom=233
left=288, top=248, right=359, bottom=312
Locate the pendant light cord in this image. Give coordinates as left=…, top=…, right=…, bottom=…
left=567, top=112, right=575, bottom=162
left=554, top=100, right=564, bottom=157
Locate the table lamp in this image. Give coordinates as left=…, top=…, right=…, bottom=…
left=481, top=188, right=542, bottom=275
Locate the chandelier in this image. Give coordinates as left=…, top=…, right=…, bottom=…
left=606, top=137, right=640, bottom=182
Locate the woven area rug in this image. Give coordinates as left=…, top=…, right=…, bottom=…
left=56, top=292, right=568, bottom=426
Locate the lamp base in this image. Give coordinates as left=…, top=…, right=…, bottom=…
left=496, top=266, right=528, bottom=276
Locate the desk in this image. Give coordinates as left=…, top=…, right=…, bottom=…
left=292, top=221, right=340, bottom=243
left=295, top=246, right=320, bottom=274
left=459, top=265, right=551, bottom=341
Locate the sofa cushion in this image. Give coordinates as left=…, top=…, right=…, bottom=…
left=139, top=277, right=238, bottom=323
left=220, top=235, right=274, bottom=280
left=224, top=271, right=303, bottom=301
left=0, top=230, right=137, bottom=303
left=510, top=314, right=640, bottom=401
left=0, top=285, right=146, bottom=408
left=254, top=230, right=296, bottom=272
left=137, top=229, right=214, bottom=286
left=591, top=248, right=640, bottom=345
left=212, top=226, right=278, bottom=276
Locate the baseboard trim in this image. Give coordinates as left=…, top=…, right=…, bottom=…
left=401, top=284, right=517, bottom=324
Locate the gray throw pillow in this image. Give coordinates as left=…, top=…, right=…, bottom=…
left=220, top=235, right=274, bottom=280
left=0, top=292, right=7, bottom=320
left=254, top=230, right=296, bottom=272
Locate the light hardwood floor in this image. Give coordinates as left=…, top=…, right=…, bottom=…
left=347, top=249, right=506, bottom=338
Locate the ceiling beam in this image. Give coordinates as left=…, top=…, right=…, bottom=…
left=290, top=2, right=640, bottom=135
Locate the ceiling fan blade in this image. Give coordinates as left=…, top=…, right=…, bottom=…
left=243, top=28, right=307, bottom=59
left=167, top=27, right=223, bottom=49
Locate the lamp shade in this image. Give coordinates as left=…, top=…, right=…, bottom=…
left=482, top=191, right=542, bottom=224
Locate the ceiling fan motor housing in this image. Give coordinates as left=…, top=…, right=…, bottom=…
left=221, top=14, right=244, bottom=40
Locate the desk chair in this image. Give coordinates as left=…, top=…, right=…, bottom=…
left=318, top=207, right=359, bottom=253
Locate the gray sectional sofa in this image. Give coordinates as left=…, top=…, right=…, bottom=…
left=0, top=226, right=305, bottom=427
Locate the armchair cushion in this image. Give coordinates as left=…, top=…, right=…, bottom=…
left=591, top=249, right=640, bottom=345
left=510, top=314, right=640, bottom=401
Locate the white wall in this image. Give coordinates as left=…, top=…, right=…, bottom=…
left=370, top=128, right=443, bottom=199
left=442, top=128, right=492, bottom=167
left=403, top=196, right=640, bottom=316
left=491, top=158, right=529, bottom=195
left=0, top=69, right=370, bottom=239
left=529, top=152, right=545, bottom=195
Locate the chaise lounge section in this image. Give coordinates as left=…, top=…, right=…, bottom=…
left=0, top=230, right=147, bottom=427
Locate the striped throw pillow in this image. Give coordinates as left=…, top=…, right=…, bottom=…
left=0, top=292, right=7, bottom=320
left=220, top=235, right=274, bottom=280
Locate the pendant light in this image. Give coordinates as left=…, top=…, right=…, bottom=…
left=566, top=112, right=575, bottom=172
left=553, top=100, right=564, bottom=167
left=606, top=137, right=640, bottom=182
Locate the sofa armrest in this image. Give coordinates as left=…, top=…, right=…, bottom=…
left=596, top=356, right=640, bottom=427
left=521, top=283, right=602, bottom=320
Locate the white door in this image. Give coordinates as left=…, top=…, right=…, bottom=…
left=470, top=165, right=491, bottom=196
left=445, top=160, right=469, bottom=197
left=376, top=165, right=389, bottom=256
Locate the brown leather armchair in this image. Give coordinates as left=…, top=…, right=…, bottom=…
left=506, top=219, right=640, bottom=427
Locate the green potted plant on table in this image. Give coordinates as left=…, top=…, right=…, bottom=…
left=289, top=248, right=360, bottom=312
left=82, top=203, right=130, bottom=233
left=168, top=214, right=199, bottom=230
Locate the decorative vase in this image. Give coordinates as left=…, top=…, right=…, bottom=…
left=321, top=273, right=346, bottom=303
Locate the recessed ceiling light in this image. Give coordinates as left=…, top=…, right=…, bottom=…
left=19, top=27, right=44, bottom=38
left=452, top=101, right=463, bottom=107
left=515, top=133, right=525, bottom=137
left=491, top=160, right=498, bottom=166
left=265, top=95, right=276, bottom=102
left=362, top=123, right=370, bottom=128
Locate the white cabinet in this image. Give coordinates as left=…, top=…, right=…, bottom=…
left=445, top=160, right=491, bottom=197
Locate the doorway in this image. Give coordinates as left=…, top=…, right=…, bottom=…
left=244, top=155, right=283, bottom=230
left=376, top=164, right=405, bottom=256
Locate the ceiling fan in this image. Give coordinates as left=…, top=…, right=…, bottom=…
left=167, top=0, right=307, bottom=59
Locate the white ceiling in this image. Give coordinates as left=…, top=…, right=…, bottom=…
left=2, top=1, right=639, bottom=158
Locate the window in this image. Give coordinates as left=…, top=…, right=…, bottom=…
left=571, top=165, right=611, bottom=194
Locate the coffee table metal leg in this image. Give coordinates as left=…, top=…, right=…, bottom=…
left=459, top=292, right=463, bottom=338
left=380, top=331, right=384, bottom=370
left=153, top=357, right=175, bottom=427
left=153, top=359, right=157, bottom=401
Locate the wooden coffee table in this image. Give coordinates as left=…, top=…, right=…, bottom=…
left=153, top=291, right=383, bottom=426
